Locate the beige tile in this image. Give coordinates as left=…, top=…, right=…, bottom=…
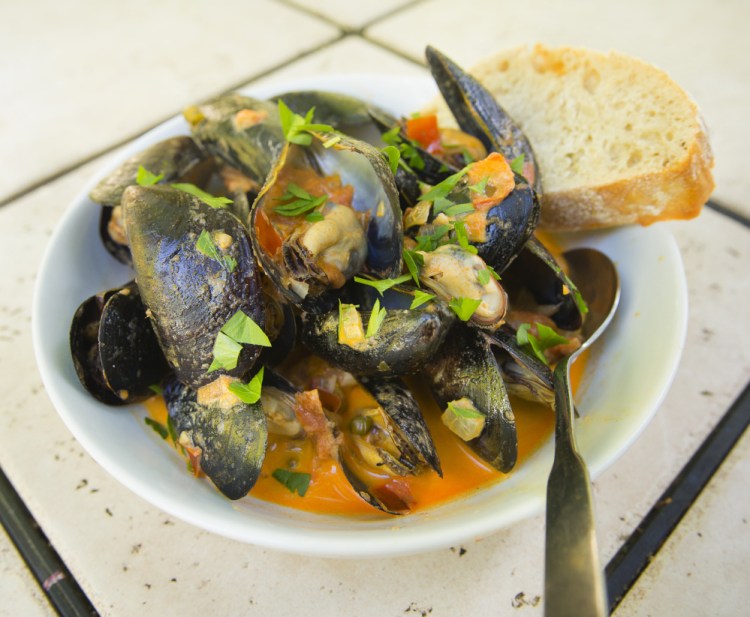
left=368, top=0, right=750, bottom=218
left=284, top=0, right=413, bottom=29
left=614, top=430, right=750, bottom=616
left=0, top=528, right=55, bottom=617
left=247, top=35, right=425, bottom=86
left=0, top=0, right=338, bottom=203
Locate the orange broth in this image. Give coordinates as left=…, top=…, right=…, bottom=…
left=142, top=354, right=586, bottom=516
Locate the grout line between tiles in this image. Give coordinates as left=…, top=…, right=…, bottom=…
left=0, top=35, right=346, bottom=210
left=706, top=198, right=750, bottom=228
left=605, top=378, right=750, bottom=613
left=0, top=465, right=98, bottom=616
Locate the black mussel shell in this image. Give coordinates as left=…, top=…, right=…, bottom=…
left=184, top=93, right=284, bottom=185
left=485, top=326, right=554, bottom=406
left=89, top=136, right=206, bottom=207
left=299, top=290, right=455, bottom=377
left=422, top=323, right=517, bottom=472
left=99, top=206, right=131, bottom=265
left=425, top=46, right=541, bottom=193
left=502, top=236, right=585, bottom=331
left=475, top=172, right=540, bottom=273
left=70, top=283, right=170, bottom=405
left=123, top=185, right=265, bottom=390
left=164, top=375, right=267, bottom=500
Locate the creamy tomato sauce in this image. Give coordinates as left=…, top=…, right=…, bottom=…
left=143, top=353, right=586, bottom=516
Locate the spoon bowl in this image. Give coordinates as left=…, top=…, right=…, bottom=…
left=544, top=248, right=620, bottom=617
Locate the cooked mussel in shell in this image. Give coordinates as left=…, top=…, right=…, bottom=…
left=122, top=185, right=266, bottom=389
left=250, top=129, right=402, bottom=305
left=69, top=282, right=170, bottom=405
left=164, top=373, right=267, bottom=500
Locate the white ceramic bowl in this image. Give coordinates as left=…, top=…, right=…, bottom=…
left=32, top=75, right=687, bottom=557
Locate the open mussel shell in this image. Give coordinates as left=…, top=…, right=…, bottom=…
left=272, top=90, right=396, bottom=141
left=184, top=93, right=284, bottom=185
left=70, top=283, right=170, bottom=405
left=164, top=375, right=267, bottom=500
left=99, top=206, right=132, bottom=265
left=299, top=286, right=455, bottom=377
left=341, top=375, right=441, bottom=514
left=422, top=323, right=517, bottom=473
left=250, top=131, right=402, bottom=306
left=485, top=326, right=554, bottom=406
left=502, top=236, right=585, bottom=331
left=425, top=46, right=541, bottom=193
left=123, top=185, right=265, bottom=390
left=257, top=286, right=298, bottom=368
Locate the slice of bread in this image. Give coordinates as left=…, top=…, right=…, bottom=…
left=431, top=44, right=715, bottom=230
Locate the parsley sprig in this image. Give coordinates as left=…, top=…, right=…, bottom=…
left=136, top=165, right=163, bottom=187
left=382, top=125, right=425, bottom=170
left=208, top=310, right=271, bottom=373
left=171, top=183, right=233, bottom=209
left=274, top=183, right=328, bottom=218
left=277, top=100, right=334, bottom=146
left=228, top=366, right=264, bottom=404
left=353, top=274, right=412, bottom=296
left=196, top=229, right=237, bottom=273
left=516, top=322, right=570, bottom=366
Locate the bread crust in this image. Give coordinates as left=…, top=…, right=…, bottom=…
left=465, top=45, right=715, bottom=230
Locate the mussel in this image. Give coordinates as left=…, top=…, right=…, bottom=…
left=250, top=129, right=402, bottom=307
left=122, top=185, right=266, bottom=389
left=299, top=285, right=455, bottom=376
left=422, top=324, right=517, bottom=473
left=164, top=373, right=267, bottom=500
left=70, top=282, right=170, bottom=405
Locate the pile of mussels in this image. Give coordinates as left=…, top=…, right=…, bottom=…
left=69, top=47, right=587, bottom=514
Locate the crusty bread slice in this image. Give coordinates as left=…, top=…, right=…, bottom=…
left=431, top=44, right=715, bottom=230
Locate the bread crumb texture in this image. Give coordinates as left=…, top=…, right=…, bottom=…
left=434, top=44, right=715, bottom=230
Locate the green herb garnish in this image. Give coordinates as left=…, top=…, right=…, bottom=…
left=516, top=322, right=570, bottom=366
left=277, top=100, right=334, bottom=146
left=419, top=169, right=467, bottom=203
left=274, top=183, right=328, bottom=217
left=148, top=384, right=164, bottom=396
left=402, top=249, right=423, bottom=286
left=469, top=176, right=489, bottom=194
left=136, top=165, right=163, bottom=187
left=366, top=299, right=387, bottom=338
left=228, top=366, right=264, bottom=404
left=382, top=125, right=424, bottom=170
left=476, top=268, right=490, bottom=286
left=381, top=145, right=401, bottom=175
left=145, top=417, right=169, bottom=440
left=171, top=183, right=233, bottom=209
left=510, top=154, right=525, bottom=175
left=414, top=225, right=451, bottom=252
left=452, top=221, right=478, bottom=254
left=353, top=274, right=412, bottom=296
left=272, top=468, right=311, bottom=496
left=443, top=202, right=475, bottom=217
left=196, top=229, right=237, bottom=273
left=208, top=310, right=271, bottom=373
left=409, top=290, right=435, bottom=309
left=446, top=401, right=484, bottom=419
left=305, top=211, right=325, bottom=222
left=322, top=134, right=342, bottom=148
left=449, top=297, right=482, bottom=321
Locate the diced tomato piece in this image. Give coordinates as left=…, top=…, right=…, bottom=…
left=405, top=114, right=441, bottom=151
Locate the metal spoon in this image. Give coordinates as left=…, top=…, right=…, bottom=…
left=544, top=248, right=620, bottom=617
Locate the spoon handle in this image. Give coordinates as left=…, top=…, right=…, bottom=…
left=544, top=356, right=608, bottom=617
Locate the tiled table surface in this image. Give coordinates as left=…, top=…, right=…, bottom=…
left=1, top=1, right=748, bottom=615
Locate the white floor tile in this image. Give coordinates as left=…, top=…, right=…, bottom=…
left=0, top=0, right=338, bottom=203
left=0, top=527, right=55, bottom=617
left=285, top=0, right=414, bottom=29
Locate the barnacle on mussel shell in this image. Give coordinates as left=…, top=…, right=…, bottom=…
left=122, top=185, right=265, bottom=389
left=70, top=283, right=170, bottom=405
left=250, top=129, right=402, bottom=307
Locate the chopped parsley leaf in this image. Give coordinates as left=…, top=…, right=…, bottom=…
left=272, top=468, right=311, bottom=496
left=171, top=183, right=233, bottom=209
